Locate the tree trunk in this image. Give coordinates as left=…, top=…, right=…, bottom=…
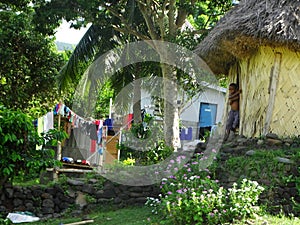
left=161, top=63, right=180, bottom=149
left=133, top=77, right=142, bottom=123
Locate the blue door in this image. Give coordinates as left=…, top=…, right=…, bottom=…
left=199, top=103, right=217, bottom=127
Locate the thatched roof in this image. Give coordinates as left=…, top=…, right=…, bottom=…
left=194, top=0, right=300, bottom=75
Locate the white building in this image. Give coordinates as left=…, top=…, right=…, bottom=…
left=141, top=84, right=226, bottom=140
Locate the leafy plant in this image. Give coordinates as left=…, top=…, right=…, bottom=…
left=0, top=105, right=59, bottom=186
left=0, top=4, right=65, bottom=114
left=227, top=179, right=265, bottom=220
left=0, top=218, right=12, bottom=225
left=119, top=115, right=173, bottom=165
left=147, top=153, right=265, bottom=224
left=122, top=156, right=135, bottom=166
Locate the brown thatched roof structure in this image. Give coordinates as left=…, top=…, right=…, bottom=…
left=194, top=0, right=300, bottom=75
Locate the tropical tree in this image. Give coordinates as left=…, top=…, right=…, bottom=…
left=0, top=1, right=65, bottom=116
left=34, top=0, right=232, bottom=148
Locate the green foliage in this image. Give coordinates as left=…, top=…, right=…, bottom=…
left=34, top=0, right=234, bottom=149
left=0, top=218, right=12, bottom=225
left=188, top=0, right=232, bottom=32
left=146, top=153, right=265, bottom=225
left=0, top=105, right=59, bottom=185
left=43, top=128, right=69, bottom=147
left=119, top=115, right=173, bottom=165
left=227, top=179, right=265, bottom=220
left=0, top=4, right=65, bottom=115
left=122, top=156, right=136, bottom=166
left=218, top=74, right=228, bottom=88
left=129, top=114, right=153, bottom=139
left=94, top=81, right=114, bottom=118
left=222, top=149, right=294, bottom=185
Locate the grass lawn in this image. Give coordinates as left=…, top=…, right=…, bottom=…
left=30, top=206, right=162, bottom=225
left=27, top=205, right=300, bottom=225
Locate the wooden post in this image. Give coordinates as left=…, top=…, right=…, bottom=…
left=53, top=114, right=62, bottom=180
left=109, top=98, right=112, bottom=119
left=57, top=114, right=62, bottom=161
left=63, top=220, right=94, bottom=225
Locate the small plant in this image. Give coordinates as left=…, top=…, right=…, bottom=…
left=0, top=105, right=60, bottom=186
left=227, top=179, right=265, bottom=220
left=147, top=152, right=265, bottom=225
left=0, top=218, right=12, bottom=225
left=122, top=156, right=135, bottom=166
left=145, top=197, right=161, bottom=215
left=85, top=194, right=97, bottom=204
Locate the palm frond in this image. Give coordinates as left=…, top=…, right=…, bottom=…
left=58, top=24, right=121, bottom=91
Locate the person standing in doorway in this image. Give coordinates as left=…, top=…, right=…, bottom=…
left=224, top=83, right=241, bottom=141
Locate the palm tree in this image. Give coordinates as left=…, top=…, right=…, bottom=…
left=58, top=2, right=149, bottom=122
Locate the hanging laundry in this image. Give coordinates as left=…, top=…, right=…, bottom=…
left=104, top=118, right=115, bottom=135
left=180, top=127, right=193, bottom=140
left=88, top=120, right=98, bottom=153
left=36, top=116, right=44, bottom=150
left=97, top=120, right=103, bottom=145
left=43, top=111, right=54, bottom=133
left=53, top=103, right=60, bottom=115
left=58, top=103, right=65, bottom=116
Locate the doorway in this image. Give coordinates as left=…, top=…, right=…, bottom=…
left=199, top=103, right=217, bottom=139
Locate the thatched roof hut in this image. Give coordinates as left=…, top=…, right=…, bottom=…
left=195, top=0, right=300, bottom=137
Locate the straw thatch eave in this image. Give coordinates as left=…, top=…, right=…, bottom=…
left=195, top=0, right=300, bottom=75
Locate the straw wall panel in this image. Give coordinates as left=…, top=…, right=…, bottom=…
left=228, top=48, right=270, bottom=137
left=269, top=47, right=300, bottom=137
left=228, top=46, right=300, bottom=137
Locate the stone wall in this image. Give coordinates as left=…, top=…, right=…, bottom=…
left=215, top=134, right=300, bottom=216
left=1, top=133, right=299, bottom=219
left=0, top=179, right=160, bottom=219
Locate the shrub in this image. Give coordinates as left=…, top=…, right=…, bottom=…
left=119, top=115, right=173, bottom=165
left=146, top=152, right=265, bottom=225
left=0, top=105, right=61, bottom=186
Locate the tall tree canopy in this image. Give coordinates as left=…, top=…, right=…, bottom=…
left=34, top=0, right=232, bottom=147
left=0, top=1, right=65, bottom=115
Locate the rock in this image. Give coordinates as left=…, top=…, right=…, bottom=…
left=257, top=139, right=264, bottom=145
left=14, top=191, right=25, bottom=199
left=82, top=184, right=95, bottom=195
left=222, top=148, right=234, bottom=154
left=267, top=138, right=282, bottom=146
left=42, top=199, right=54, bottom=208
left=275, top=157, right=294, bottom=164
left=266, top=133, right=279, bottom=139
left=284, top=142, right=291, bottom=147
left=128, top=186, right=143, bottom=192
left=67, top=178, right=85, bottom=186
left=31, top=187, right=43, bottom=197
left=284, top=138, right=294, bottom=144
left=234, top=146, right=248, bottom=153
left=67, top=189, right=76, bottom=198
left=113, top=197, right=122, bottom=204
left=75, top=192, right=87, bottom=208
left=44, top=188, right=55, bottom=196
left=0, top=206, right=7, bottom=213
left=5, top=188, right=14, bottom=198
left=41, top=193, right=52, bottom=199
left=13, top=198, right=23, bottom=207
left=128, top=192, right=144, bottom=198
left=88, top=179, right=98, bottom=184
left=236, top=137, right=247, bottom=145
left=245, top=150, right=256, bottom=156
left=70, top=210, right=82, bottom=217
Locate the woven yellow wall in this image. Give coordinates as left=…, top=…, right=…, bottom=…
left=227, top=46, right=300, bottom=137
left=269, top=47, right=300, bottom=136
